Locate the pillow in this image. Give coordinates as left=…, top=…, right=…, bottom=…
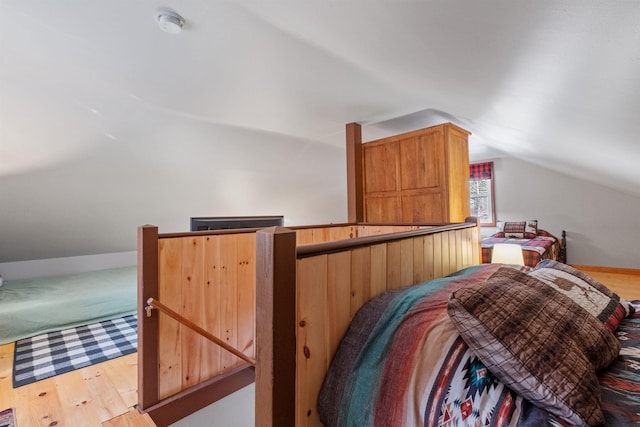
left=448, top=273, right=620, bottom=427
left=528, top=260, right=634, bottom=332
left=495, top=220, right=537, bottom=239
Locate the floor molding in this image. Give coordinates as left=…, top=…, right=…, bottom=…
left=571, top=264, right=640, bottom=276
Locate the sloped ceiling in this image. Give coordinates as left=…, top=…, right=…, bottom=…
left=1, top=1, right=640, bottom=261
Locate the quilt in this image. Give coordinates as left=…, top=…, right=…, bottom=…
left=481, top=232, right=559, bottom=267
left=318, top=264, right=640, bottom=427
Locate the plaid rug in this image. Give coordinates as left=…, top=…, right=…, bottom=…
left=13, top=314, right=137, bottom=388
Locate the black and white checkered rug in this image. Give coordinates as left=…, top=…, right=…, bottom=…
left=12, top=314, right=137, bottom=388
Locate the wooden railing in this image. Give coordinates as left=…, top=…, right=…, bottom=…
left=146, top=297, right=256, bottom=366
left=255, top=218, right=482, bottom=427
left=137, top=222, right=428, bottom=426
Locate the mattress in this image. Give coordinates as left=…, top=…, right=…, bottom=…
left=0, top=266, right=136, bottom=345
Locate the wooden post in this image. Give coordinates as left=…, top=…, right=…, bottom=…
left=137, top=225, right=160, bottom=411
left=346, top=122, right=364, bottom=223
left=255, top=227, right=297, bottom=427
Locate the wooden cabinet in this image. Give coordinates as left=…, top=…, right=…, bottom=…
left=361, top=122, right=470, bottom=224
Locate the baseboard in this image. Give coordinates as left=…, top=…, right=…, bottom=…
left=571, top=264, right=640, bottom=276
left=0, top=251, right=137, bottom=281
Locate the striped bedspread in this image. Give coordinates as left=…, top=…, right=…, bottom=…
left=318, top=264, right=640, bottom=427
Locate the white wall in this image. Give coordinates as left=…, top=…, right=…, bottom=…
left=486, top=157, right=640, bottom=269
left=170, top=383, right=254, bottom=427
left=0, top=122, right=348, bottom=264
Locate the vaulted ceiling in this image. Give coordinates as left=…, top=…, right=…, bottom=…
left=1, top=1, right=640, bottom=261
left=2, top=0, right=639, bottom=190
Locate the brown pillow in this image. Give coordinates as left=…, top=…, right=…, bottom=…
left=448, top=273, right=620, bottom=426
left=528, top=260, right=634, bottom=332
left=496, top=220, right=538, bottom=239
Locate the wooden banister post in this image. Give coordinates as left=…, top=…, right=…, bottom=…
left=137, top=225, right=160, bottom=411
left=346, top=122, right=364, bottom=223
left=255, top=227, right=297, bottom=427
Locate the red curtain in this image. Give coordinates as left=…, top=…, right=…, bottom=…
left=469, top=162, right=493, bottom=181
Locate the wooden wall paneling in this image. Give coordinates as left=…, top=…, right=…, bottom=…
left=400, top=238, right=414, bottom=287
left=329, top=225, right=355, bottom=242
left=423, top=234, right=435, bottom=282
left=454, top=230, right=463, bottom=270
left=433, top=233, right=443, bottom=278
left=219, top=234, right=239, bottom=370
left=312, top=227, right=330, bottom=244
left=201, top=235, right=221, bottom=380
left=385, top=241, right=401, bottom=290
left=357, top=224, right=399, bottom=237
left=296, top=229, right=314, bottom=246
left=448, top=231, right=457, bottom=274
left=438, top=233, right=451, bottom=277
left=237, top=233, right=256, bottom=359
left=181, top=236, right=205, bottom=389
left=413, top=236, right=426, bottom=283
left=471, top=223, right=481, bottom=264
left=326, top=251, right=352, bottom=361
left=462, top=229, right=472, bottom=267
left=158, top=237, right=183, bottom=399
left=370, top=243, right=389, bottom=295
left=349, top=247, right=371, bottom=317
left=296, top=255, right=328, bottom=427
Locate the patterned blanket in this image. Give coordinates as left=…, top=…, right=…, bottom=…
left=481, top=234, right=559, bottom=267
left=318, top=265, right=640, bottom=427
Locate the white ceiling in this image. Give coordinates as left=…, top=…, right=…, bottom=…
left=1, top=1, right=640, bottom=192
left=0, top=0, right=640, bottom=187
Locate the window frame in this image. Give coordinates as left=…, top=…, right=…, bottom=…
left=469, top=161, right=496, bottom=227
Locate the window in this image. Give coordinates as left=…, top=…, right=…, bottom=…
left=469, top=162, right=496, bottom=226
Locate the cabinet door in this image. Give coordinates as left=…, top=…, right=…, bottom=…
left=365, top=195, right=401, bottom=223
left=363, top=142, right=399, bottom=193
left=401, top=193, right=445, bottom=223
left=399, top=131, right=444, bottom=191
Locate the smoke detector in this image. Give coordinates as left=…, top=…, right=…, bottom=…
left=154, top=8, right=185, bottom=34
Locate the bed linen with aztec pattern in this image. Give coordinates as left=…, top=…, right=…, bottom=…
left=317, top=264, right=640, bottom=427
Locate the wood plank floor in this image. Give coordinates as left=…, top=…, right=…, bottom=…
left=1, top=265, right=639, bottom=426
left=573, top=265, right=640, bottom=300
left=0, top=345, right=156, bottom=426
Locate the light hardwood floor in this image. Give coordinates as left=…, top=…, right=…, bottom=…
left=0, top=345, right=156, bottom=426
left=573, top=265, right=640, bottom=300
left=1, top=265, right=639, bottom=426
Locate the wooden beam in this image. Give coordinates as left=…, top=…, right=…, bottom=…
left=346, top=122, right=364, bottom=223
left=137, top=225, right=160, bottom=411
left=142, top=365, right=255, bottom=427
left=255, top=227, right=297, bottom=427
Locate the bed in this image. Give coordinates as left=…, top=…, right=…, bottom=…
left=0, top=266, right=136, bottom=345
left=316, top=260, right=639, bottom=426
left=481, top=220, right=567, bottom=267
